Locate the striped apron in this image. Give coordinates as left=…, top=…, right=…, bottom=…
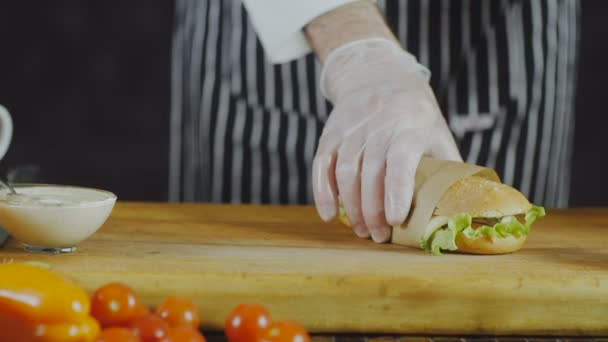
left=170, top=0, right=580, bottom=208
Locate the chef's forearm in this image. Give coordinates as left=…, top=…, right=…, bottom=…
left=304, top=1, right=398, bottom=62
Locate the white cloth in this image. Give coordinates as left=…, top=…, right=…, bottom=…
left=241, top=0, right=362, bottom=64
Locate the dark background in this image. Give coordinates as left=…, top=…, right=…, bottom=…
left=0, top=1, right=605, bottom=206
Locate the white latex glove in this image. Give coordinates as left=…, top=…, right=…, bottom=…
left=312, top=38, right=462, bottom=243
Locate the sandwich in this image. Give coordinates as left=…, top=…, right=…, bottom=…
left=339, top=176, right=545, bottom=255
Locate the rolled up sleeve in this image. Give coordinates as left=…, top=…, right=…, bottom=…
left=241, top=0, right=362, bottom=64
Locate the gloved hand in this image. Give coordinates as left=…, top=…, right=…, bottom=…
left=312, top=38, right=462, bottom=243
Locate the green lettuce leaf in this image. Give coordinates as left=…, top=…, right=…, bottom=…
left=421, top=205, right=545, bottom=255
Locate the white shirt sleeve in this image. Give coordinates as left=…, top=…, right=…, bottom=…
left=241, top=0, right=362, bottom=64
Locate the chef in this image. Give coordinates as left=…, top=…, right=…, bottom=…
left=169, top=0, right=579, bottom=243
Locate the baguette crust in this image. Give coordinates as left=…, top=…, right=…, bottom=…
left=435, top=176, right=531, bottom=218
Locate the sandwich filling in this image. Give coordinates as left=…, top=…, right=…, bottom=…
left=421, top=205, right=545, bottom=255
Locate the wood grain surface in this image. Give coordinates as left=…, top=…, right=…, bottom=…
left=0, top=203, right=607, bottom=336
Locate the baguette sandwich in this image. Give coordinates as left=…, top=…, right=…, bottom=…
left=339, top=176, right=545, bottom=255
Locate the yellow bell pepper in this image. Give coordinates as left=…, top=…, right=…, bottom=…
left=0, top=263, right=100, bottom=342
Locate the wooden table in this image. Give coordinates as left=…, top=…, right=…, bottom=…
left=1, top=203, right=607, bottom=337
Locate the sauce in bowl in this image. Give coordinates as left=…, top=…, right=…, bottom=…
left=0, top=185, right=116, bottom=253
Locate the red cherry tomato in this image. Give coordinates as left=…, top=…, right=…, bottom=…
left=133, top=303, right=151, bottom=319
left=225, top=303, right=272, bottom=342
left=160, top=326, right=206, bottom=342
left=155, top=296, right=201, bottom=329
left=256, top=322, right=310, bottom=342
left=92, top=283, right=140, bottom=327
left=95, top=327, right=141, bottom=342
left=130, top=314, right=170, bottom=342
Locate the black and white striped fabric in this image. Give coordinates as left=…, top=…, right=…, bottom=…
left=170, top=0, right=580, bottom=208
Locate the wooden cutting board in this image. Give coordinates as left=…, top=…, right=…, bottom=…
left=1, top=203, right=607, bottom=336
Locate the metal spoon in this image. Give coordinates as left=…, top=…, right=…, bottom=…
left=0, top=179, right=17, bottom=195
left=0, top=179, right=14, bottom=248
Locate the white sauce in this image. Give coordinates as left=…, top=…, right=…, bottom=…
left=0, top=186, right=113, bottom=207
left=0, top=185, right=116, bottom=247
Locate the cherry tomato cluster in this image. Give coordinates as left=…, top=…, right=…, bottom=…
left=91, top=282, right=204, bottom=342
left=88, top=282, right=310, bottom=342
left=225, top=304, right=310, bottom=342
